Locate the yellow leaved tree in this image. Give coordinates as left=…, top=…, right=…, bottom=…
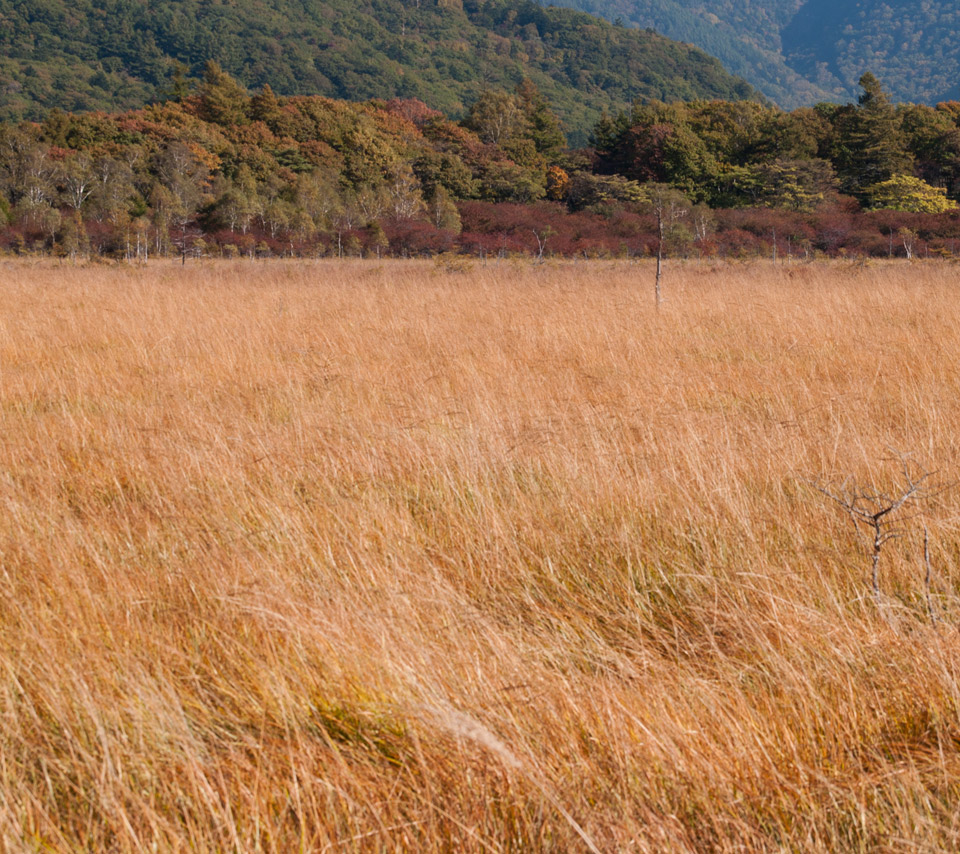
left=865, top=174, right=958, bottom=213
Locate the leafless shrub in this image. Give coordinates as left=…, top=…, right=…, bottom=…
left=810, top=452, right=946, bottom=615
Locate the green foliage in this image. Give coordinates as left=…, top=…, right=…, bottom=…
left=0, top=0, right=759, bottom=145
left=566, top=172, right=646, bottom=211
left=3, top=61, right=960, bottom=264
left=590, top=76, right=960, bottom=209
left=747, top=158, right=838, bottom=211
left=515, top=79, right=566, bottom=159
left=427, top=186, right=462, bottom=232
left=594, top=101, right=724, bottom=203
left=413, top=150, right=476, bottom=200
left=465, top=90, right=527, bottom=146
left=638, top=181, right=691, bottom=215
left=199, top=61, right=249, bottom=126
left=547, top=0, right=834, bottom=108
left=478, top=160, right=546, bottom=203
left=831, top=74, right=915, bottom=197
left=900, top=103, right=960, bottom=192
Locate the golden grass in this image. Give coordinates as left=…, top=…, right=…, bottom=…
left=3, top=257, right=960, bottom=851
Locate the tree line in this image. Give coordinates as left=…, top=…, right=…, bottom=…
left=3, top=66, right=960, bottom=262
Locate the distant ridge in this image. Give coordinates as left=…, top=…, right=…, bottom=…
left=543, top=0, right=960, bottom=109
left=0, top=0, right=758, bottom=144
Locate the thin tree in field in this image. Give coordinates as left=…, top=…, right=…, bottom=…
left=643, top=183, right=690, bottom=308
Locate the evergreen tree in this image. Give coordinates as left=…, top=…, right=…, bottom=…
left=250, top=84, right=283, bottom=127
left=199, top=61, right=250, bottom=126
left=748, top=158, right=838, bottom=211
left=833, top=73, right=913, bottom=197
left=901, top=104, right=960, bottom=197
left=168, top=61, right=192, bottom=103
left=515, top=79, right=566, bottom=159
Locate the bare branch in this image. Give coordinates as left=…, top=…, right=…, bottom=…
left=807, top=454, right=938, bottom=608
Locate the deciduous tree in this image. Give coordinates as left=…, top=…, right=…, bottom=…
left=866, top=174, right=958, bottom=213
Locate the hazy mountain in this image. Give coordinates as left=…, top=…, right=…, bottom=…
left=781, top=0, right=960, bottom=105
left=0, top=0, right=758, bottom=144
left=545, top=0, right=960, bottom=108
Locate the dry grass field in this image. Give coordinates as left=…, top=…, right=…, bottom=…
left=3, top=257, right=960, bottom=851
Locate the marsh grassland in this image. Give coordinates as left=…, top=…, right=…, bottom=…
left=4, top=258, right=960, bottom=851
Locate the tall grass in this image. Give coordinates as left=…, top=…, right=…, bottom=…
left=2, top=257, right=960, bottom=851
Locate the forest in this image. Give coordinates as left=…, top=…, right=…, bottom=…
left=555, top=0, right=960, bottom=110
left=4, top=67, right=960, bottom=262
left=780, top=0, right=960, bottom=107
left=0, top=0, right=755, bottom=142
left=550, top=0, right=831, bottom=109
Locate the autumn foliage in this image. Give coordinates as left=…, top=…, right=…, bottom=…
left=6, top=69, right=960, bottom=261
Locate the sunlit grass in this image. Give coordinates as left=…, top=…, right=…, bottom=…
left=2, top=257, right=960, bottom=851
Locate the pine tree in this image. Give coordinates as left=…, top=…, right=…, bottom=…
left=199, top=61, right=250, bottom=126
left=250, top=84, right=282, bottom=126
left=833, top=73, right=913, bottom=196
left=515, top=80, right=566, bottom=158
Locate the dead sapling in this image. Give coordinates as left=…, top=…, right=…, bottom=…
left=811, top=456, right=935, bottom=607
left=531, top=227, right=552, bottom=264
left=640, top=184, right=690, bottom=308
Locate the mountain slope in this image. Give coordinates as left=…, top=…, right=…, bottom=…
left=781, top=0, right=960, bottom=105
left=541, top=0, right=836, bottom=108
left=545, top=0, right=960, bottom=108
left=0, top=0, right=758, bottom=144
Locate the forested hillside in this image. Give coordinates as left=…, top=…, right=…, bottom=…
left=548, top=0, right=960, bottom=109
left=545, top=0, right=832, bottom=108
left=781, top=0, right=960, bottom=106
left=0, top=0, right=757, bottom=144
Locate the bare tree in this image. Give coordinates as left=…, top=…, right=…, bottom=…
left=899, top=226, right=917, bottom=260
left=0, top=127, right=55, bottom=206
left=155, top=143, right=208, bottom=263
left=811, top=453, right=936, bottom=607
left=643, top=184, right=689, bottom=308
left=691, top=204, right=714, bottom=264
left=531, top=226, right=552, bottom=264
left=463, top=90, right=524, bottom=146
left=330, top=190, right=361, bottom=259
left=385, top=164, right=424, bottom=221
left=296, top=169, right=340, bottom=234
left=59, top=152, right=96, bottom=213
left=90, top=155, right=135, bottom=223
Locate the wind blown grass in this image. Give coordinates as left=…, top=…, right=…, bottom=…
left=2, top=257, right=960, bottom=851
